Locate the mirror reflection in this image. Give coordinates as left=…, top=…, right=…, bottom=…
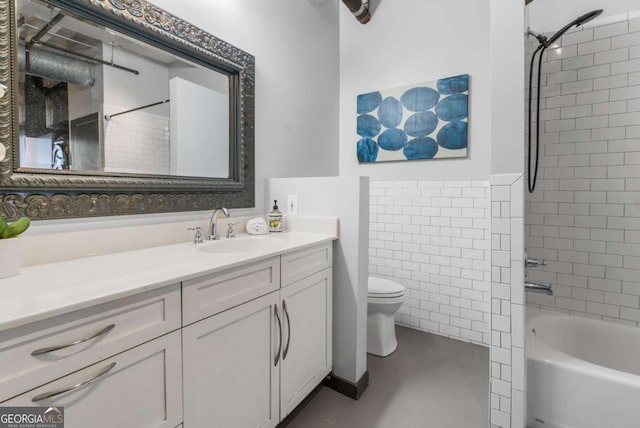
left=17, top=0, right=231, bottom=178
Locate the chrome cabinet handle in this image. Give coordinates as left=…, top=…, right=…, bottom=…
left=31, top=324, right=116, bottom=356
left=31, top=362, right=116, bottom=402
left=274, top=304, right=282, bottom=367
left=283, top=300, right=291, bottom=360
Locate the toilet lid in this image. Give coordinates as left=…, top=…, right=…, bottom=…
left=368, top=277, right=405, bottom=297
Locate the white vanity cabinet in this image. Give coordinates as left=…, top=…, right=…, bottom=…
left=0, top=285, right=183, bottom=428
left=182, top=243, right=333, bottom=427
left=0, top=236, right=335, bottom=428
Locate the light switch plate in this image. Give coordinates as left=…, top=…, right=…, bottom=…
left=287, top=195, right=298, bottom=216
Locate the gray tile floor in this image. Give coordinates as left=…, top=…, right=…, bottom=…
left=285, top=326, right=489, bottom=428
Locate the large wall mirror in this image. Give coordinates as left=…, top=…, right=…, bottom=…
left=0, top=0, right=255, bottom=220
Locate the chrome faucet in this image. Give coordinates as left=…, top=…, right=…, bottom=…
left=525, top=251, right=552, bottom=294
left=208, top=207, right=229, bottom=240
left=525, top=281, right=553, bottom=295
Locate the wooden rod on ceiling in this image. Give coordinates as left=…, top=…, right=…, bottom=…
left=342, top=0, right=371, bottom=24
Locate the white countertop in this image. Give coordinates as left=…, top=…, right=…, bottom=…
left=0, top=231, right=336, bottom=332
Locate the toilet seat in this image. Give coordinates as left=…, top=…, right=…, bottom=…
left=367, top=295, right=404, bottom=307
left=368, top=291, right=404, bottom=299
left=368, top=277, right=405, bottom=298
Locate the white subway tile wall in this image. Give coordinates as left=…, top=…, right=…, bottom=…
left=369, top=180, right=491, bottom=346
left=490, top=174, right=526, bottom=428
left=526, top=16, right=640, bottom=326
left=103, top=104, right=170, bottom=175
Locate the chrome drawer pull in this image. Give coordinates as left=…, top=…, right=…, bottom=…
left=31, top=324, right=116, bottom=356
left=283, top=300, right=291, bottom=360
left=274, top=304, right=282, bottom=367
left=31, top=362, right=116, bottom=402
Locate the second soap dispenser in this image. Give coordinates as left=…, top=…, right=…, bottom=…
left=268, top=200, right=283, bottom=232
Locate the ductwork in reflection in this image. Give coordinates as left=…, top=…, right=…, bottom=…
left=18, top=44, right=96, bottom=87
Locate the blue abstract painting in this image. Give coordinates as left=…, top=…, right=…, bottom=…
left=356, top=74, right=469, bottom=163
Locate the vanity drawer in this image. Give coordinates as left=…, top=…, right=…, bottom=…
left=281, top=243, right=332, bottom=287
left=0, top=284, right=181, bottom=402
left=2, top=330, right=183, bottom=428
left=182, top=257, right=280, bottom=325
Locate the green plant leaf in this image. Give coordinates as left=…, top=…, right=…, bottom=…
left=1, top=217, right=30, bottom=239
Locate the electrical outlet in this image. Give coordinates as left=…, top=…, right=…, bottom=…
left=287, top=195, right=298, bottom=216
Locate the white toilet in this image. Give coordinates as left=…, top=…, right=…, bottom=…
left=367, top=276, right=405, bottom=357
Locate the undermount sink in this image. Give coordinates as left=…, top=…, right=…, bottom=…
left=198, top=236, right=274, bottom=254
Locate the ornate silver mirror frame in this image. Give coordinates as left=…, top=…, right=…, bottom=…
left=0, top=0, right=255, bottom=221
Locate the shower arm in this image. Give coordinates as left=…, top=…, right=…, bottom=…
left=526, top=29, right=548, bottom=47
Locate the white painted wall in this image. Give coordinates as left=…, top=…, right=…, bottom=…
left=490, top=0, right=526, bottom=176
left=153, top=0, right=340, bottom=211
left=265, top=177, right=370, bottom=385
left=170, top=78, right=229, bottom=178
left=528, top=0, right=638, bottom=34
left=339, top=0, right=492, bottom=181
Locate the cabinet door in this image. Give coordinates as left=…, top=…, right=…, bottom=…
left=2, top=331, right=183, bottom=428
left=183, top=292, right=280, bottom=428
left=280, top=268, right=332, bottom=419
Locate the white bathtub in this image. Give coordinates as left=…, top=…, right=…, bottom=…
left=527, top=309, right=640, bottom=428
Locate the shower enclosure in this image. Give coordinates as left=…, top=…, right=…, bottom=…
left=524, top=4, right=640, bottom=427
